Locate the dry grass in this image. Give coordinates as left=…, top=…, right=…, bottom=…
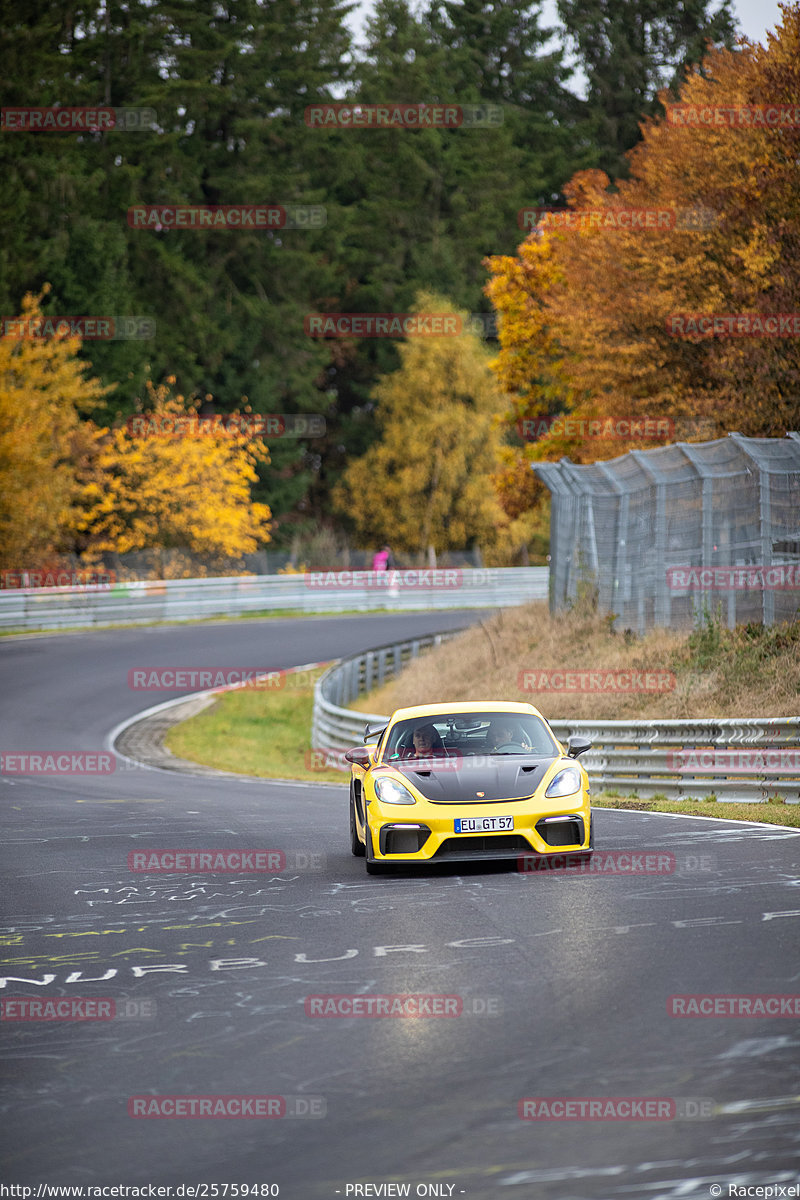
left=352, top=600, right=800, bottom=720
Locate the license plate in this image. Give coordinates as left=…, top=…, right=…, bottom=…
left=454, top=816, right=513, bottom=833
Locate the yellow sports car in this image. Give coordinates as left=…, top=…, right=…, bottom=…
left=344, top=702, right=593, bottom=873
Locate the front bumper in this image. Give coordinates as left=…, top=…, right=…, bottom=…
left=368, top=802, right=591, bottom=864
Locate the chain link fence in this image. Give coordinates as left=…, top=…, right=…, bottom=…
left=534, top=432, right=800, bottom=632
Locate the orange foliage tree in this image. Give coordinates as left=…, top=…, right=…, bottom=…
left=485, top=3, right=800, bottom=516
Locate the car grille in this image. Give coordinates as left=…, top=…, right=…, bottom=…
left=433, top=835, right=530, bottom=857
left=427, top=795, right=529, bottom=805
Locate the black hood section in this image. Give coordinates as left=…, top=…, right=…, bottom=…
left=392, top=756, right=559, bottom=802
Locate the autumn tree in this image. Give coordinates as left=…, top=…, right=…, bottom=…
left=0, top=289, right=111, bottom=569
left=73, top=380, right=272, bottom=573
left=485, top=2, right=800, bottom=513
left=484, top=232, right=570, bottom=522
left=334, top=293, right=533, bottom=562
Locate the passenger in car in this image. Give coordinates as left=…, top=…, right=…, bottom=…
left=488, top=720, right=532, bottom=752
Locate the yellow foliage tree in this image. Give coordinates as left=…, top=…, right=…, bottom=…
left=74, top=381, right=272, bottom=571
left=333, top=293, right=527, bottom=562
left=484, top=234, right=569, bottom=522
left=0, top=289, right=111, bottom=569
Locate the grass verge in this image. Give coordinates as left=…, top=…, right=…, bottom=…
left=351, top=598, right=800, bottom=720
left=595, top=792, right=800, bottom=827
left=163, top=666, right=346, bottom=783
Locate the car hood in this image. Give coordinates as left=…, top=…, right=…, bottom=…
left=387, top=756, right=559, bottom=802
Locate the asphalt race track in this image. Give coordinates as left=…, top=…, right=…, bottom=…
left=2, top=612, right=800, bottom=1199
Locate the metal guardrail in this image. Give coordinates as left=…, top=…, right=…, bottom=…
left=312, top=637, right=800, bottom=803
left=311, top=631, right=461, bottom=753
left=0, top=568, right=549, bottom=631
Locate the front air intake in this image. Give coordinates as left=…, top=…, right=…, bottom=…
left=380, top=825, right=431, bottom=855
left=535, top=816, right=584, bottom=847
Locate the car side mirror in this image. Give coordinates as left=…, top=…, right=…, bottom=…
left=344, top=746, right=372, bottom=768
left=566, top=735, right=592, bottom=758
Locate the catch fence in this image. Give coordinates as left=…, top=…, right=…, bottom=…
left=534, top=432, right=800, bottom=632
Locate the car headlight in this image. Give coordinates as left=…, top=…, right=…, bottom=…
left=545, top=766, right=582, bottom=798
left=374, top=776, right=417, bottom=805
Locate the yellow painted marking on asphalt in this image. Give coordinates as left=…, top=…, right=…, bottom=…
left=38, top=920, right=261, bottom=940
left=110, top=947, right=163, bottom=956
left=162, top=920, right=259, bottom=932
left=330, top=1162, right=578, bottom=1186
left=75, top=797, right=165, bottom=803
left=2, top=952, right=101, bottom=964
left=46, top=930, right=152, bottom=939
left=262, top=1036, right=307, bottom=1054
left=248, top=935, right=299, bottom=943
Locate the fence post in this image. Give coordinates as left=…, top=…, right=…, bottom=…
left=679, top=445, right=715, bottom=627
left=729, top=433, right=775, bottom=627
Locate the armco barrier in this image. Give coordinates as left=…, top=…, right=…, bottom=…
left=312, top=638, right=800, bottom=803
left=0, top=568, right=549, bottom=631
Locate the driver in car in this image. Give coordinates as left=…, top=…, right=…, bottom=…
left=488, top=720, right=531, bottom=752
left=412, top=723, right=447, bottom=756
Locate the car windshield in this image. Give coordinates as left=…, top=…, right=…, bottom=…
left=382, top=712, right=559, bottom=760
